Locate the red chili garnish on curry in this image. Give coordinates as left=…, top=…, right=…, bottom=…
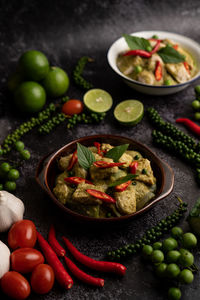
left=155, top=60, right=162, bottom=81
left=129, top=161, right=138, bottom=174
left=67, top=150, right=77, bottom=171
left=93, top=161, right=125, bottom=168
left=86, top=189, right=116, bottom=203
left=115, top=180, right=132, bottom=192
left=64, top=177, right=93, bottom=185
left=123, top=49, right=152, bottom=58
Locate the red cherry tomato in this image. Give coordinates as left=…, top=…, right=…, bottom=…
left=62, top=99, right=84, bottom=116
left=31, top=264, right=55, bottom=294
left=11, top=248, right=45, bottom=273
left=0, top=271, right=31, bottom=300
left=8, top=219, right=37, bottom=250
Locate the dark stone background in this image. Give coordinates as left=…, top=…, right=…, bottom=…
left=0, top=0, right=200, bottom=299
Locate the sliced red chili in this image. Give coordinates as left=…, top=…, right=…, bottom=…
left=94, top=142, right=103, bottom=157
left=93, top=161, right=125, bottom=168
left=150, top=40, right=160, bottom=54
left=155, top=60, right=162, bottom=81
left=115, top=180, right=132, bottom=192
left=173, top=44, right=179, bottom=50
left=123, top=49, right=151, bottom=58
left=129, top=161, right=138, bottom=174
left=67, top=150, right=77, bottom=171
left=183, top=61, right=190, bottom=74
left=64, top=177, right=93, bottom=185
left=86, top=189, right=116, bottom=203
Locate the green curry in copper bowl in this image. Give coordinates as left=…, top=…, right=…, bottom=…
left=36, top=135, right=174, bottom=224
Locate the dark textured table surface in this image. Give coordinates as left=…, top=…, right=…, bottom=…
left=0, top=1, right=200, bottom=299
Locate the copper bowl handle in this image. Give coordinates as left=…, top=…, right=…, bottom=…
left=156, top=159, right=174, bottom=202
left=35, top=151, right=55, bottom=194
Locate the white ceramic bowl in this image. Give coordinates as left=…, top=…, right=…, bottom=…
left=107, top=31, right=200, bottom=95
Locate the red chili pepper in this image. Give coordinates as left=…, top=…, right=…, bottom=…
left=94, top=142, right=103, bottom=157
left=123, top=49, right=151, bottom=58
left=155, top=60, right=162, bottom=81
left=64, top=256, right=104, bottom=287
left=176, top=118, right=200, bottom=136
left=183, top=61, right=190, bottom=74
left=62, top=237, right=126, bottom=276
left=48, top=225, right=66, bottom=257
left=37, top=231, right=73, bottom=289
left=150, top=40, right=160, bottom=54
left=115, top=180, right=132, bottom=192
left=86, top=189, right=116, bottom=203
left=93, top=161, right=125, bottom=168
left=173, top=44, right=179, bottom=50
left=67, top=150, right=77, bottom=171
left=129, top=161, right=138, bottom=174
left=64, top=177, right=93, bottom=185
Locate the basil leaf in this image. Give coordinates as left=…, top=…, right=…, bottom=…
left=109, top=174, right=137, bottom=187
left=158, top=45, right=185, bottom=63
left=77, top=143, right=96, bottom=170
left=123, top=34, right=150, bottom=51
left=105, top=144, right=129, bottom=162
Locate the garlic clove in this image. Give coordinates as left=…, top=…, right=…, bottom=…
left=0, top=240, right=10, bottom=278
left=0, top=191, right=25, bottom=232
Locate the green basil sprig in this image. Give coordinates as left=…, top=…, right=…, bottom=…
left=77, top=143, right=95, bottom=170
left=157, top=45, right=185, bottom=63
left=123, top=35, right=185, bottom=64
left=109, top=174, right=137, bottom=187
left=123, top=34, right=151, bottom=51
left=105, top=144, right=129, bottom=162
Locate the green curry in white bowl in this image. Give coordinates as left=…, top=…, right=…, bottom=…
left=53, top=142, right=156, bottom=218
left=117, top=35, right=197, bottom=86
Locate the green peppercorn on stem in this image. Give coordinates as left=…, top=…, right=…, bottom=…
left=106, top=199, right=187, bottom=261
left=38, top=113, right=66, bottom=134
left=0, top=103, right=56, bottom=155
left=147, top=107, right=198, bottom=150
left=73, top=56, right=94, bottom=90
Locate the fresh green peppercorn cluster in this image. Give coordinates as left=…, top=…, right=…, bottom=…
left=152, top=130, right=200, bottom=185
left=73, top=56, right=94, bottom=90
left=152, top=130, right=200, bottom=167
left=147, top=108, right=196, bottom=149
left=106, top=199, right=187, bottom=261
left=38, top=113, right=66, bottom=134
left=0, top=103, right=56, bottom=155
left=67, top=112, right=106, bottom=129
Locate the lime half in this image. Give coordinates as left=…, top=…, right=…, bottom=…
left=83, top=89, right=113, bottom=113
left=114, top=100, right=144, bottom=125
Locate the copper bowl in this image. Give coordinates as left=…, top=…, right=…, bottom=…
left=35, top=135, right=174, bottom=224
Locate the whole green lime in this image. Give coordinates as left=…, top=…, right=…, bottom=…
left=19, top=50, right=49, bottom=81
left=14, top=81, right=46, bottom=114
left=42, top=66, right=69, bottom=97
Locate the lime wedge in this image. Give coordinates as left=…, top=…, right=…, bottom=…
left=83, top=89, right=113, bottom=113
left=114, top=100, right=144, bottom=125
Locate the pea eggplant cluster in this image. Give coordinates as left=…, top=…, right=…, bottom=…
left=142, top=228, right=198, bottom=300
left=106, top=199, right=187, bottom=261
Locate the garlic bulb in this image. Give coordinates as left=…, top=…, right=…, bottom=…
left=0, top=191, right=25, bottom=232
left=0, top=240, right=10, bottom=278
